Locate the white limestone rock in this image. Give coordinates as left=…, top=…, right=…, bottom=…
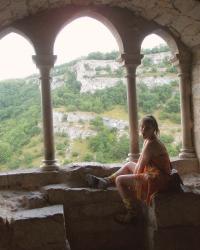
left=72, top=59, right=125, bottom=93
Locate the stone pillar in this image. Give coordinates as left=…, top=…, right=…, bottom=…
left=33, top=55, right=59, bottom=171
left=121, top=53, right=143, bottom=161
left=172, top=53, right=196, bottom=159
left=192, top=48, right=200, bottom=160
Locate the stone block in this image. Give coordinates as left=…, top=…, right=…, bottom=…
left=148, top=192, right=200, bottom=228
left=149, top=226, right=200, bottom=250
left=20, top=191, right=48, bottom=209
left=171, top=158, right=199, bottom=175
left=0, top=173, right=9, bottom=189
left=148, top=192, right=200, bottom=250
left=66, top=201, right=124, bottom=221
left=27, top=0, right=49, bottom=15
left=0, top=215, right=11, bottom=250
left=69, top=219, right=145, bottom=250
left=10, top=0, right=28, bottom=19
left=43, top=184, right=146, bottom=250
left=11, top=205, right=69, bottom=250
left=44, top=185, right=120, bottom=206
left=0, top=8, right=12, bottom=28
left=188, top=4, right=200, bottom=20
left=48, top=0, right=71, bottom=7
left=172, top=15, right=192, bottom=33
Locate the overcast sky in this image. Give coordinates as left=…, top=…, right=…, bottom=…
left=0, top=17, right=166, bottom=80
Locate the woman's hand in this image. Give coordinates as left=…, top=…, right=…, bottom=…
left=143, top=173, right=149, bottom=181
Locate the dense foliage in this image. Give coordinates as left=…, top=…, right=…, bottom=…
left=53, top=78, right=127, bottom=113
left=86, top=51, right=120, bottom=60
left=0, top=80, right=41, bottom=169
left=137, top=81, right=180, bottom=122
left=141, top=44, right=170, bottom=54
left=88, top=117, right=129, bottom=163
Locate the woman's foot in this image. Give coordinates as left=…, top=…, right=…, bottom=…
left=114, top=210, right=138, bottom=224
left=86, top=174, right=109, bottom=189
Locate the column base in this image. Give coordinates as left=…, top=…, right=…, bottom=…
left=40, top=159, right=60, bottom=171
left=179, top=149, right=196, bottom=159
left=127, top=153, right=140, bottom=162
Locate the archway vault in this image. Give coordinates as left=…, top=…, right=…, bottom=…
left=0, top=1, right=200, bottom=49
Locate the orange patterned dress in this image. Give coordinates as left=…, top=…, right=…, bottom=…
left=134, top=153, right=171, bottom=205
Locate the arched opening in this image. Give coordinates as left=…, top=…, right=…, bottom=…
left=137, top=33, right=181, bottom=157
left=53, top=16, right=129, bottom=164
left=0, top=32, right=42, bottom=171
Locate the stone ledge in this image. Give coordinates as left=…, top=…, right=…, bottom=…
left=0, top=163, right=120, bottom=190
left=0, top=160, right=198, bottom=190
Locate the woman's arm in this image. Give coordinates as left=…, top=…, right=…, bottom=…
left=135, top=142, right=152, bottom=174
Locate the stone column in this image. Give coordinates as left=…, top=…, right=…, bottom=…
left=172, top=53, right=196, bottom=158
left=33, top=55, right=59, bottom=170
left=121, top=53, right=143, bottom=161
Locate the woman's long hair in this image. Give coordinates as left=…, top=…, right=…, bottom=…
left=141, top=115, right=160, bottom=136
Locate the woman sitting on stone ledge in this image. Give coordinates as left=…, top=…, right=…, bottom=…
left=86, top=115, right=171, bottom=224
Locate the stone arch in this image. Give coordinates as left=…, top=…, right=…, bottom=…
left=0, top=27, right=37, bottom=81
left=0, top=27, right=36, bottom=54
left=139, top=28, right=179, bottom=55
left=53, top=9, right=123, bottom=54
left=153, top=29, right=179, bottom=55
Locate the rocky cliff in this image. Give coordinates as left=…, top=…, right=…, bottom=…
left=47, top=50, right=178, bottom=92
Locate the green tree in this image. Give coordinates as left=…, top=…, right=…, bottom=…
left=0, top=142, right=12, bottom=163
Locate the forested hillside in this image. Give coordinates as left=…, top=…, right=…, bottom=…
left=0, top=45, right=181, bottom=171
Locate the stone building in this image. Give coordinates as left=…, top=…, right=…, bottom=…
left=0, top=1, right=200, bottom=250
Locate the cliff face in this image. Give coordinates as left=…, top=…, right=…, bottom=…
left=49, top=50, right=178, bottom=92
left=72, top=59, right=126, bottom=93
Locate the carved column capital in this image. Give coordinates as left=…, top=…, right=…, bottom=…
left=171, top=52, right=192, bottom=75
left=32, top=55, right=57, bottom=69
left=120, top=53, right=143, bottom=67
left=120, top=53, right=143, bottom=79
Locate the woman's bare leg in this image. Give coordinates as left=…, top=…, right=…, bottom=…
left=107, top=161, right=137, bottom=183
left=115, top=174, right=138, bottom=205
left=115, top=174, right=138, bottom=223
left=114, top=174, right=140, bottom=223
left=86, top=162, right=137, bottom=189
